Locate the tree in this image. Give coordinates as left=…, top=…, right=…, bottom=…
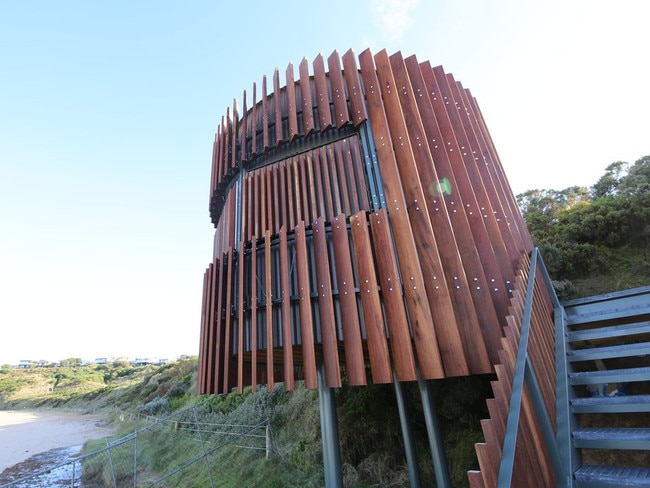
left=592, top=161, right=628, bottom=198
left=60, top=357, right=83, bottom=368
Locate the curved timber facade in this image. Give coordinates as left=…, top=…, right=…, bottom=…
left=198, top=48, right=534, bottom=395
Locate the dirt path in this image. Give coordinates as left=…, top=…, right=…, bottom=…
left=0, top=409, right=115, bottom=473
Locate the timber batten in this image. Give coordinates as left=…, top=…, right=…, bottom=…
left=199, top=48, right=535, bottom=394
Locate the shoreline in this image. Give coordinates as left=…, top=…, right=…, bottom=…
left=0, top=409, right=115, bottom=473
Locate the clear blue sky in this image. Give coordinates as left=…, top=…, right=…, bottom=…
left=1, top=1, right=648, bottom=365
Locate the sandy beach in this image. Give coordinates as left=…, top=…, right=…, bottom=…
left=0, top=409, right=115, bottom=473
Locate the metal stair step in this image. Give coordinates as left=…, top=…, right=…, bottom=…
left=571, top=395, right=650, bottom=413
left=570, top=366, right=650, bottom=385
left=567, top=341, right=650, bottom=361
left=568, top=321, right=650, bottom=342
left=573, top=427, right=650, bottom=450
left=575, top=465, right=650, bottom=487
left=564, top=287, right=650, bottom=326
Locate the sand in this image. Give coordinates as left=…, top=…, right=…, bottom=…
left=0, top=409, right=115, bottom=472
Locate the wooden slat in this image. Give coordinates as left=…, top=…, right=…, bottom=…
left=273, top=68, right=283, bottom=147
left=348, top=136, right=371, bottom=211
left=241, top=173, right=249, bottom=241
left=294, top=221, right=318, bottom=388
left=273, top=165, right=281, bottom=232
left=240, top=90, right=247, bottom=162
left=285, top=161, right=296, bottom=229
left=214, top=255, right=226, bottom=394
left=299, top=154, right=311, bottom=224
left=274, top=162, right=293, bottom=226
left=332, top=214, right=366, bottom=386
left=259, top=169, right=267, bottom=234
left=216, top=118, right=225, bottom=186
left=326, top=145, right=343, bottom=216
left=209, top=134, right=218, bottom=201
left=446, top=73, right=521, bottom=264
left=285, top=62, right=298, bottom=143
left=327, top=50, right=349, bottom=128
left=252, top=170, right=260, bottom=238
left=292, top=157, right=303, bottom=226
left=431, top=65, right=513, bottom=279
left=419, top=60, right=513, bottom=319
left=467, top=470, right=485, bottom=488
left=224, top=108, right=231, bottom=176
left=299, top=57, right=315, bottom=136
left=359, top=48, right=443, bottom=379
left=205, top=265, right=216, bottom=393
left=333, top=142, right=351, bottom=215
left=349, top=211, right=392, bottom=384
left=262, top=75, right=269, bottom=152
left=237, top=240, right=246, bottom=393
left=475, top=443, right=497, bottom=488
left=387, top=51, right=487, bottom=375
left=453, top=78, right=525, bottom=254
left=306, top=154, right=319, bottom=223
left=465, top=88, right=534, bottom=252
left=369, top=209, right=417, bottom=381
left=310, top=151, right=326, bottom=220
left=278, top=226, right=294, bottom=389
left=264, top=231, right=274, bottom=391
left=250, top=237, right=258, bottom=392
left=312, top=217, right=341, bottom=388
left=222, top=248, right=234, bottom=394
left=231, top=99, right=238, bottom=172
left=342, top=49, right=367, bottom=127
left=403, top=54, right=507, bottom=361
left=316, top=147, right=334, bottom=221
left=251, top=82, right=258, bottom=157
left=266, top=168, right=274, bottom=233
left=198, top=267, right=209, bottom=393
left=313, top=53, right=332, bottom=132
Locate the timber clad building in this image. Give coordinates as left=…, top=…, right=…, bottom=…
left=197, top=49, right=558, bottom=486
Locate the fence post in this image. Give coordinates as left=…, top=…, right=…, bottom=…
left=192, top=404, right=215, bottom=488
left=107, top=437, right=118, bottom=487
left=133, top=430, right=138, bottom=488
left=265, top=424, right=270, bottom=460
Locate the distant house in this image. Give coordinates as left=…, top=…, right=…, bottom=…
left=132, top=357, right=150, bottom=366
left=94, top=358, right=108, bottom=365
left=17, top=360, right=36, bottom=369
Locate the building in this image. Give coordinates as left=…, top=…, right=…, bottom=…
left=196, top=49, right=650, bottom=486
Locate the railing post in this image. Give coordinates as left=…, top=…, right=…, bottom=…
left=497, top=249, right=539, bottom=487
left=524, top=358, right=569, bottom=486
left=537, top=251, right=579, bottom=486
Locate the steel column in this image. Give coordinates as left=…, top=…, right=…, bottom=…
left=417, top=373, right=452, bottom=488
left=318, top=360, right=343, bottom=487
left=393, top=371, right=421, bottom=487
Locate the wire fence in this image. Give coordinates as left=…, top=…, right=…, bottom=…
left=0, top=399, right=269, bottom=488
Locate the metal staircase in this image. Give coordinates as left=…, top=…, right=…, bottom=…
left=561, top=286, right=650, bottom=487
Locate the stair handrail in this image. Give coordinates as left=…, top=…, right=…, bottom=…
left=496, top=248, right=571, bottom=487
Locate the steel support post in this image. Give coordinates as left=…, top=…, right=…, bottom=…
left=393, top=372, right=421, bottom=487
left=318, top=361, right=343, bottom=488
left=417, top=374, right=452, bottom=488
